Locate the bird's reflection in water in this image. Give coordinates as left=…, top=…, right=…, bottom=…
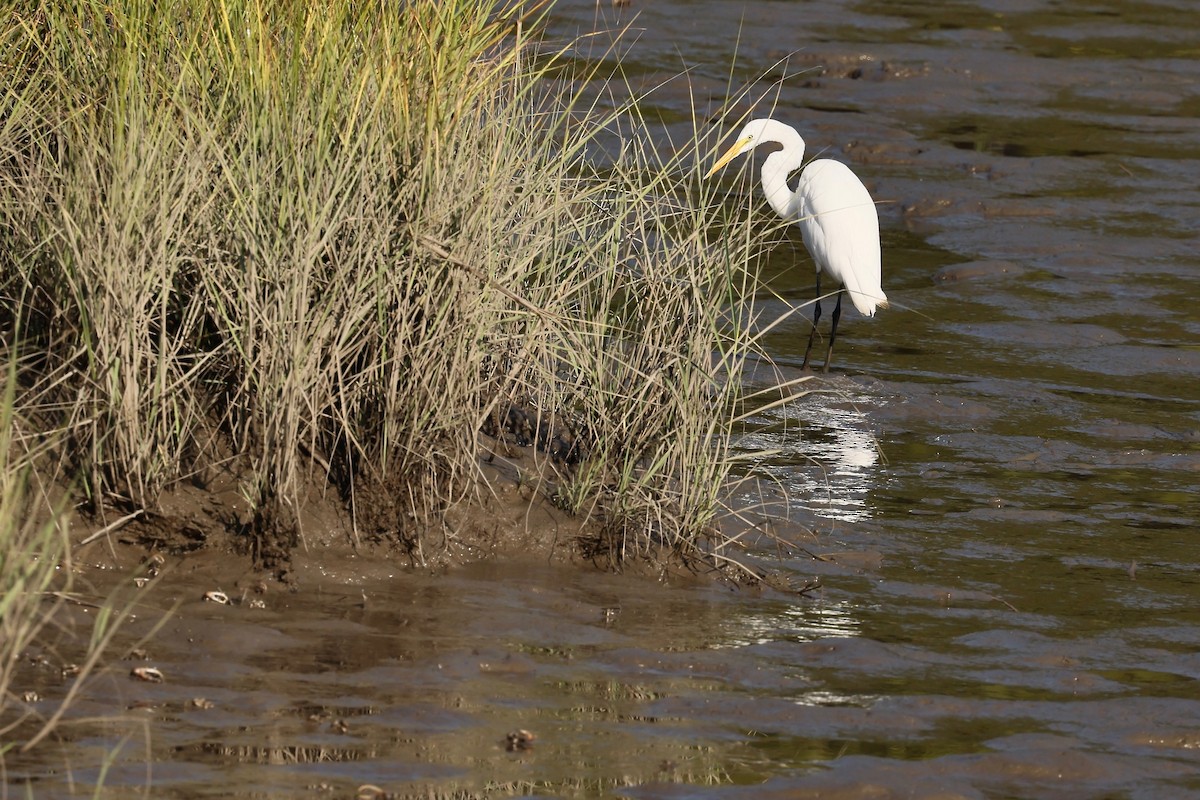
left=791, top=397, right=881, bottom=524
left=738, top=386, right=882, bottom=525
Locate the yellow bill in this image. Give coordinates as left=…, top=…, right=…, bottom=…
left=704, top=135, right=753, bottom=178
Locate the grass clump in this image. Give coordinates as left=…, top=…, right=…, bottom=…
left=0, top=366, right=67, bottom=742
left=1, top=0, right=781, bottom=572
left=0, top=356, right=143, bottom=764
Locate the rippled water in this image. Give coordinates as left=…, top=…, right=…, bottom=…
left=9, top=1, right=1200, bottom=797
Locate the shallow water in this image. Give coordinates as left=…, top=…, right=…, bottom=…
left=9, top=1, right=1200, bottom=797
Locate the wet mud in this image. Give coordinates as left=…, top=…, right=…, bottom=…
left=8, top=0, right=1200, bottom=797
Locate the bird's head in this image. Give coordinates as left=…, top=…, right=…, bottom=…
left=704, top=119, right=794, bottom=178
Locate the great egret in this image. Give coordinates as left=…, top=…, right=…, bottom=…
left=706, top=118, right=887, bottom=372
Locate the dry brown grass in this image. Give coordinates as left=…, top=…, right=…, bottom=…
left=0, top=0, right=795, bottom=573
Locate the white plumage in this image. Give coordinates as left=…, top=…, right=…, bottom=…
left=706, top=118, right=886, bottom=370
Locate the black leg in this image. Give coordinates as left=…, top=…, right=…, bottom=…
left=801, top=275, right=822, bottom=371
left=823, top=292, right=843, bottom=373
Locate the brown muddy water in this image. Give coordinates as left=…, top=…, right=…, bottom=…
left=9, top=1, right=1200, bottom=797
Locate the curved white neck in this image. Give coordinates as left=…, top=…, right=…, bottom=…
left=759, top=124, right=807, bottom=221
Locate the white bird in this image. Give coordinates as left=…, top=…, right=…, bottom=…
left=706, top=118, right=887, bottom=372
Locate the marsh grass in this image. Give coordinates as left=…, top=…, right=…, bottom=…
left=0, top=362, right=69, bottom=744
left=0, top=353, right=155, bottom=768
left=1, top=0, right=795, bottom=570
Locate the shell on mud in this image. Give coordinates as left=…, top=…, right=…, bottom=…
left=505, top=729, right=536, bottom=751
left=130, top=666, right=165, bottom=683
left=141, top=553, right=165, bottom=579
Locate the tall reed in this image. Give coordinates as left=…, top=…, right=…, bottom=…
left=1, top=0, right=783, bottom=566
left=0, top=360, right=66, bottom=738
